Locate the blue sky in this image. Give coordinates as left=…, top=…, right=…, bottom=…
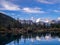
left=0, top=0, right=60, bottom=20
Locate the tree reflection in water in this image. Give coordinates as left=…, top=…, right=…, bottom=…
left=6, top=34, right=60, bottom=45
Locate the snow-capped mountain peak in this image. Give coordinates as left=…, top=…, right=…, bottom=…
left=36, top=18, right=41, bottom=23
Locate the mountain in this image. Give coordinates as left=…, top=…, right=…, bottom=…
left=0, top=13, right=21, bottom=29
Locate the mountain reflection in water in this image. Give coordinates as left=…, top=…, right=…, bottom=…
left=6, top=34, right=60, bottom=45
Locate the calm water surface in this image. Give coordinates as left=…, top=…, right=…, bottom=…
left=6, top=34, right=60, bottom=45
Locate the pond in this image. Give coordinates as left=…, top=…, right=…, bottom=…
left=6, top=34, right=60, bottom=45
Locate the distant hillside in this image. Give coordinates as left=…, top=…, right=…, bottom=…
left=0, top=13, right=21, bottom=29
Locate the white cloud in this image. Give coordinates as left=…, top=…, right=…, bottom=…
left=57, top=17, right=60, bottom=20
left=37, top=0, right=53, bottom=4
left=22, top=7, right=46, bottom=13
left=37, top=0, right=60, bottom=4
left=0, top=0, right=47, bottom=14
left=0, top=0, right=20, bottom=11
left=53, top=10, right=60, bottom=12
